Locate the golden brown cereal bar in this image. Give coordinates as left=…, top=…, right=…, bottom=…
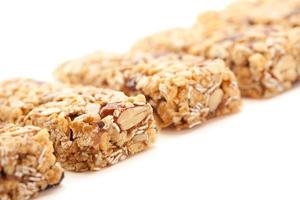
left=53, top=52, right=125, bottom=91
left=196, top=25, right=300, bottom=98
left=0, top=79, right=157, bottom=172
left=55, top=52, right=242, bottom=129
left=0, top=123, right=64, bottom=200
left=195, top=0, right=300, bottom=32
left=0, top=79, right=60, bottom=124
left=130, top=25, right=300, bottom=98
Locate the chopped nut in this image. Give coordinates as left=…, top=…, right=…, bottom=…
left=101, top=115, right=114, bottom=130
left=100, top=103, right=124, bottom=118
left=132, top=133, right=148, bottom=142
left=127, top=142, right=147, bottom=154
left=99, top=131, right=110, bottom=152
left=40, top=108, right=61, bottom=116
left=208, top=89, right=224, bottom=112
left=117, top=105, right=151, bottom=130
left=128, top=94, right=147, bottom=105
left=86, top=103, right=101, bottom=115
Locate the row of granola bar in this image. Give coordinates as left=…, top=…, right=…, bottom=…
left=1, top=0, right=299, bottom=199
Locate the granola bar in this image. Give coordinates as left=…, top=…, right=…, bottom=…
left=130, top=25, right=300, bottom=98
left=0, top=79, right=157, bottom=171
left=54, top=51, right=125, bottom=91
left=193, top=0, right=300, bottom=46
left=195, top=0, right=300, bottom=31
left=0, top=79, right=60, bottom=124
left=197, top=25, right=300, bottom=98
left=0, top=123, right=64, bottom=200
left=55, top=52, right=242, bottom=129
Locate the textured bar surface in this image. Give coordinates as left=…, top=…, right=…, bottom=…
left=0, top=123, right=64, bottom=200
left=196, top=25, right=300, bottom=98
left=195, top=0, right=300, bottom=32
left=131, top=24, right=300, bottom=98
left=55, top=52, right=241, bottom=129
left=0, top=79, right=157, bottom=171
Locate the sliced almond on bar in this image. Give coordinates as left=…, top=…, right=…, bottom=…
left=117, top=105, right=151, bottom=130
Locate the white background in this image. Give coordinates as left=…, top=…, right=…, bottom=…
left=0, top=1, right=300, bottom=200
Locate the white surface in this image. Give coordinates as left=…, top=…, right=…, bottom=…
left=0, top=1, right=300, bottom=200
